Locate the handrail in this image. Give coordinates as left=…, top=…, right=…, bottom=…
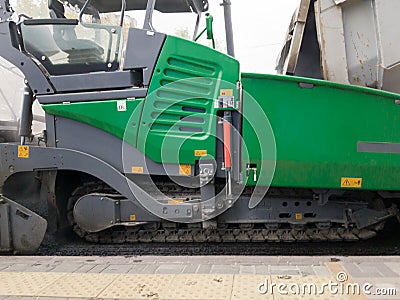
left=221, top=0, right=235, bottom=57
left=78, top=0, right=91, bottom=25
left=23, top=19, right=78, bottom=26
left=143, top=0, right=156, bottom=31
left=192, top=13, right=201, bottom=41
left=120, top=0, right=126, bottom=27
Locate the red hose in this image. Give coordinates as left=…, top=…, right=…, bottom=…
left=223, top=121, right=231, bottom=169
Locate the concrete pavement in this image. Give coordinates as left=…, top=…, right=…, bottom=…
left=0, top=256, right=398, bottom=299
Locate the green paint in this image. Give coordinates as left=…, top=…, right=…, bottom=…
left=41, top=35, right=240, bottom=166
left=138, top=35, right=239, bottom=164
left=42, top=99, right=144, bottom=146
left=242, top=73, right=400, bottom=190
left=41, top=37, right=400, bottom=192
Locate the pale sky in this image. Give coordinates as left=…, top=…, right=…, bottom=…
left=132, top=0, right=300, bottom=73
left=231, top=0, right=299, bottom=73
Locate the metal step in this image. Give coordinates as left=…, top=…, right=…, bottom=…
left=0, top=195, right=47, bottom=254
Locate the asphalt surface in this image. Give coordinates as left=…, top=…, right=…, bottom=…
left=34, top=219, right=400, bottom=256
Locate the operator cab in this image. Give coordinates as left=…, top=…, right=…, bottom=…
left=19, top=0, right=208, bottom=77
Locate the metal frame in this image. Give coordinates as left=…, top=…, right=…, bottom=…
left=221, top=0, right=235, bottom=57
left=0, top=142, right=239, bottom=223
left=143, top=0, right=156, bottom=31
left=122, top=28, right=166, bottom=86
left=0, top=196, right=47, bottom=253
left=48, top=71, right=136, bottom=92
left=37, top=88, right=147, bottom=104
left=0, top=1, right=54, bottom=95
left=54, top=117, right=191, bottom=177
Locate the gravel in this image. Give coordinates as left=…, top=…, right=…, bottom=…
left=33, top=219, right=400, bottom=257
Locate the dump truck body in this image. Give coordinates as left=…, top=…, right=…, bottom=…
left=278, top=0, right=400, bottom=94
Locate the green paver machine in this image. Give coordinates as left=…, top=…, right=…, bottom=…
left=0, top=0, right=399, bottom=253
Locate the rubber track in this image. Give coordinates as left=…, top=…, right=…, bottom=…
left=67, top=182, right=384, bottom=243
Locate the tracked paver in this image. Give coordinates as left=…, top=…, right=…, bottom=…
left=1, top=0, right=400, bottom=253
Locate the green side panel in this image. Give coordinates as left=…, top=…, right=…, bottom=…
left=42, top=99, right=144, bottom=146
left=242, top=73, right=400, bottom=191
left=138, top=35, right=240, bottom=164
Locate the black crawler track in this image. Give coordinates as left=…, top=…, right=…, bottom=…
left=66, top=182, right=388, bottom=244
left=36, top=218, right=400, bottom=256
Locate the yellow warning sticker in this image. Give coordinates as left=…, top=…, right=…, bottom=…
left=341, top=177, right=362, bottom=188
left=295, top=213, right=302, bottom=220
left=179, top=164, right=191, bottom=176
left=129, top=214, right=136, bottom=221
left=17, top=145, right=29, bottom=158
left=220, top=89, right=233, bottom=97
left=131, top=166, right=144, bottom=174
left=194, top=150, right=207, bottom=157
left=168, top=199, right=184, bottom=204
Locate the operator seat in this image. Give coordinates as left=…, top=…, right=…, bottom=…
left=48, top=0, right=104, bottom=65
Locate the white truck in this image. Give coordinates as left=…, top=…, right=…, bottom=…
left=277, top=0, right=400, bottom=94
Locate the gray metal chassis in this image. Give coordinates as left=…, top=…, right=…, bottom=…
left=1, top=139, right=395, bottom=234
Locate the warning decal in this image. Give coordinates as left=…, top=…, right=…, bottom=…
left=131, top=166, right=144, bottom=174
left=341, top=177, right=362, bottom=188
left=17, top=145, right=30, bottom=158
left=117, top=100, right=127, bottom=112
left=179, top=164, right=191, bottom=176
left=194, top=150, right=207, bottom=157
left=168, top=199, right=184, bottom=204
left=220, top=89, right=233, bottom=96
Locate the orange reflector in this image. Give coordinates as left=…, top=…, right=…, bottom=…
left=168, top=199, right=184, bottom=204
left=194, top=150, right=207, bottom=157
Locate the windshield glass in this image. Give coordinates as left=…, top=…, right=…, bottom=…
left=20, top=22, right=122, bottom=75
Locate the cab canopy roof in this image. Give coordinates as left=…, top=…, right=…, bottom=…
left=67, top=0, right=209, bottom=14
